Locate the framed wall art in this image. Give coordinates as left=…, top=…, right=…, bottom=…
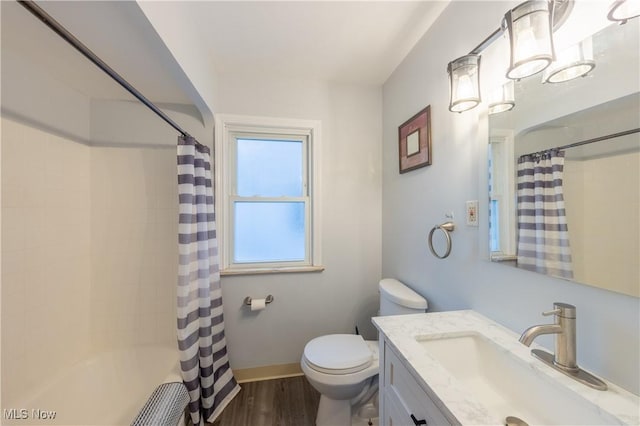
left=398, top=105, right=432, bottom=173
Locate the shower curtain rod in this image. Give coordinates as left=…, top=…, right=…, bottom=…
left=556, top=128, right=640, bottom=151
left=18, top=0, right=203, bottom=147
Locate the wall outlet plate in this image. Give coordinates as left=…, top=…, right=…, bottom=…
left=466, top=200, right=478, bottom=226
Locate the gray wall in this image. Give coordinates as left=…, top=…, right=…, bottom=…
left=214, top=74, right=383, bottom=369
left=382, top=1, right=639, bottom=394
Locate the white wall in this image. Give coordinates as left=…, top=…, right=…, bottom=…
left=90, top=99, right=209, bottom=147
left=90, top=145, right=178, bottom=352
left=1, top=117, right=180, bottom=406
left=136, top=0, right=218, bottom=128
left=382, top=1, right=639, bottom=394
left=213, top=73, right=382, bottom=369
left=565, top=152, right=640, bottom=297
left=1, top=118, right=92, bottom=405
left=1, top=50, right=91, bottom=144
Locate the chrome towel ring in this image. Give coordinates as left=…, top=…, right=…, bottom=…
left=428, top=221, right=455, bottom=259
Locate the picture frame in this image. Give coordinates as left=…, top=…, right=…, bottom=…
left=398, top=105, right=432, bottom=174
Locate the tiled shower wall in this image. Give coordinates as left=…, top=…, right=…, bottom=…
left=564, top=152, right=640, bottom=297
left=1, top=117, right=92, bottom=402
left=1, top=117, right=178, bottom=404
left=90, top=146, right=177, bottom=352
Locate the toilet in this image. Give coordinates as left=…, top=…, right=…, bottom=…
left=301, top=278, right=428, bottom=426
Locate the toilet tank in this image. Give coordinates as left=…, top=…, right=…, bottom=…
left=379, top=278, right=428, bottom=316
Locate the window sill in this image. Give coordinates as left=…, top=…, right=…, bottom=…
left=490, top=254, right=517, bottom=262
left=221, top=265, right=325, bottom=276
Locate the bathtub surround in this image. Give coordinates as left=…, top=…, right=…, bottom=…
left=1, top=118, right=92, bottom=403
left=1, top=117, right=182, bottom=406
left=563, top=151, right=640, bottom=296
left=2, top=345, right=181, bottom=426
left=90, top=145, right=178, bottom=351
left=177, top=136, right=240, bottom=424
left=1, top=2, right=212, bottom=400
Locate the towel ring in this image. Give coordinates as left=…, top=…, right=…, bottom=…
left=428, top=221, right=455, bottom=259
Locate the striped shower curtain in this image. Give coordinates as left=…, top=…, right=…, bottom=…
left=516, top=149, right=574, bottom=279
left=177, top=136, right=240, bottom=425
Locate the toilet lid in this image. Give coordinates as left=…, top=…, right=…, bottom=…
left=303, top=334, right=373, bottom=374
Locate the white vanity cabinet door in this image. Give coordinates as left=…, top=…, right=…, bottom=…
left=382, top=341, right=453, bottom=426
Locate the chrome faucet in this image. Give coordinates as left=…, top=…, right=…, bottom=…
left=519, top=302, right=577, bottom=371
left=519, top=302, right=607, bottom=391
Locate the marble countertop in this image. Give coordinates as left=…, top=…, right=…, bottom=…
left=372, top=310, right=640, bottom=426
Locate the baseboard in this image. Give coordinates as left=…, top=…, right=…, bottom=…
left=233, top=363, right=303, bottom=383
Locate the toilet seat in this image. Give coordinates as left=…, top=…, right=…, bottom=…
left=303, top=334, right=373, bottom=375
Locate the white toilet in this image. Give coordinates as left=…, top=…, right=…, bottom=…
left=301, top=278, right=428, bottom=426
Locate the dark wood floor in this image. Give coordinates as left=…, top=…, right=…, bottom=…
left=210, top=376, right=320, bottom=426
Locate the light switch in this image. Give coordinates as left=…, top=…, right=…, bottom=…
left=466, top=200, right=478, bottom=226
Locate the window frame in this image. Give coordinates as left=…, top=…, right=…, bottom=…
left=489, top=130, right=517, bottom=260
left=214, top=114, right=323, bottom=275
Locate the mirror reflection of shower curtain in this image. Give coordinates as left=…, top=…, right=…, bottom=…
left=516, top=149, right=574, bottom=279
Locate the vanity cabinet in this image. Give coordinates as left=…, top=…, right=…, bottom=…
left=374, top=311, right=639, bottom=425
left=379, top=339, right=454, bottom=426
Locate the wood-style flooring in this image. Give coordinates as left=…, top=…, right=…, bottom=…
left=210, top=376, right=320, bottom=426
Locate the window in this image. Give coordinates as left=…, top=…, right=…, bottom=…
left=488, top=131, right=516, bottom=260
left=215, top=114, right=322, bottom=274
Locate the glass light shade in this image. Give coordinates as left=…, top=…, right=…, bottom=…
left=542, top=37, right=595, bottom=83
left=503, top=1, right=555, bottom=80
left=448, top=54, right=481, bottom=113
left=607, top=0, right=640, bottom=23
left=488, top=81, right=515, bottom=114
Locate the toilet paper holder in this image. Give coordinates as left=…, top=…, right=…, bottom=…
left=243, top=294, right=274, bottom=306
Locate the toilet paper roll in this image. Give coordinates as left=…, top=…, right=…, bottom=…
left=250, top=298, right=266, bottom=311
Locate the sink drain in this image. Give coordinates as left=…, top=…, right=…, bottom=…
left=505, top=416, right=529, bottom=426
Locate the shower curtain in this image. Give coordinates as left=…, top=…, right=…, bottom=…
left=516, top=149, right=574, bottom=279
left=176, top=136, right=240, bottom=425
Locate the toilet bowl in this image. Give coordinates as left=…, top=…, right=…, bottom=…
left=301, top=278, right=428, bottom=426
left=301, top=335, right=379, bottom=426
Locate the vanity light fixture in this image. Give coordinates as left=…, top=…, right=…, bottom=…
left=446, top=0, right=574, bottom=114
left=448, top=54, right=482, bottom=113
left=542, top=37, right=595, bottom=83
left=607, top=0, right=640, bottom=24
left=503, top=1, right=555, bottom=80
left=488, top=81, right=515, bottom=114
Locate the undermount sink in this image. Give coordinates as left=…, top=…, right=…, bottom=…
left=415, top=333, right=620, bottom=425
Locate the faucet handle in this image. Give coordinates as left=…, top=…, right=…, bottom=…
left=542, top=302, right=576, bottom=318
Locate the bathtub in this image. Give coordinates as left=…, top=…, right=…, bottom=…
left=4, top=345, right=183, bottom=426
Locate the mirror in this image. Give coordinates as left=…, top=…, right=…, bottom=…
left=488, top=18, right=639, bottom=298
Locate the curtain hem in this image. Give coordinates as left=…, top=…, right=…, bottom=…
left=205, top=384, right=241, bottom=424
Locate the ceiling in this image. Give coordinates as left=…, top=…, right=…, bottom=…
left=2, top=1, right=449, bottom=107
left=183, top=1, right=449, bottom=85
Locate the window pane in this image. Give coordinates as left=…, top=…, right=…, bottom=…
left=234, top=202, right=305, bottom=263
left=490, top=199, right=500, bottom=252
left=237, top=138, right=303, bottom=196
